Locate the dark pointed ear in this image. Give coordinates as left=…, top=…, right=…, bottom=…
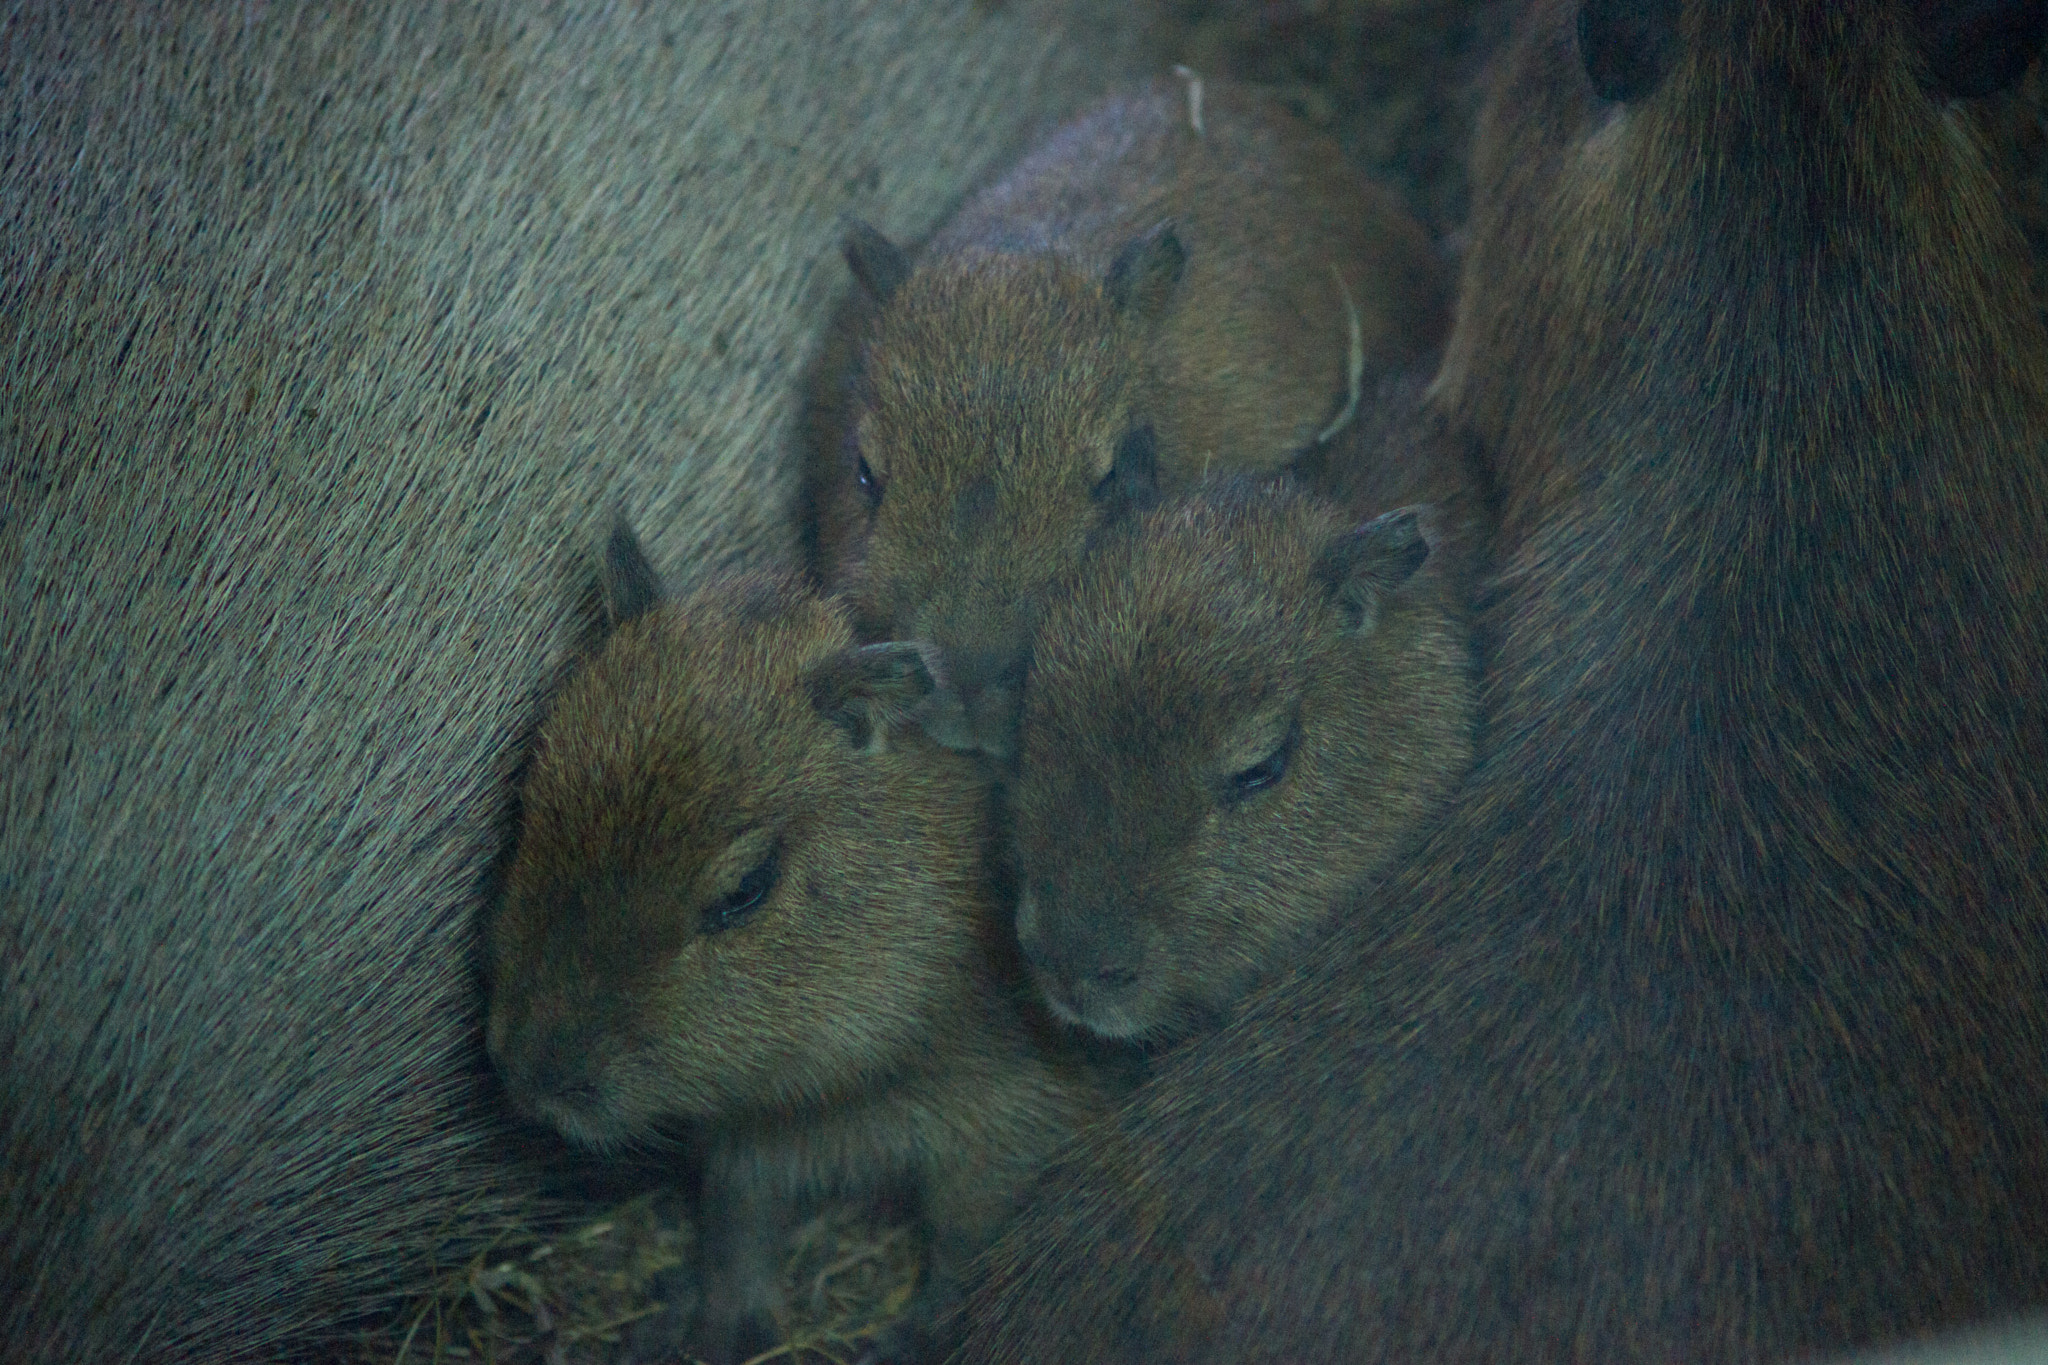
left=1313, top=506, right=1431, bottom=635
left=600, top=517, right=665, bottom=632
left=842, top=219, right=911, bottom=305
left=805, top=641, right=942, bottom=752
left=1092, top=424, right=1160, bottom=511
left=1103, top=221, right=1186, bottom=325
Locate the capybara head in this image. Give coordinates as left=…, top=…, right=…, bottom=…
left=826, top=225, right=1187, bottom=758
left=485, top=526, right=990, bottom=1149
left=1435, top=0, right=2048, bottom=532
left=1009, top=481, right=1476, bottom=1041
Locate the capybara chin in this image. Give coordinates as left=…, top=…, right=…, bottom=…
left=487, top=533, right=1106, bottom=1365
left=959, top=1, right=2048, bottom=1361
left=811, top=76, right=1450, bottom=756
left=1010, top=480, right=1475, bottom=1043
left=0, top=5, right=1145, bottom=1360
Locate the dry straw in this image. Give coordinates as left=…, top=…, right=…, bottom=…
left=346, top=1194, right=920, bottom=1365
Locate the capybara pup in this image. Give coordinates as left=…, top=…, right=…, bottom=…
left=1010, top=479, right=1475, bottom=1042
left=813, top=75, right=1450, bottom=754
left=486, top=528, right=1105, bottom=1364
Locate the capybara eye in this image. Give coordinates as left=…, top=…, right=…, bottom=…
left=703, top=852, right=779, bottom=935
left=1578, top=0, right=1679, bottom=103
left=1224, top=735, right=1292, bottom=804
left=1913, top=0, right=2045, bottom=98
left=856, top=454, right=883, bottom=510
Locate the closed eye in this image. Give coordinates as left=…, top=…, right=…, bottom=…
left=1222, top=726, right=1296, bottom=807
left=703, top=850, right=779, bottom=935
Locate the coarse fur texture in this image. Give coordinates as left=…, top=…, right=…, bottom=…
left=486, top=555, right=1106, bottom=1365
left=0, top=4, right=1146, bottom=1361
left=1011, top=478, right=1477, bottom=1042
left=960, top=0, right=2048, bottom=1359
left=809, top=76, right=1450, bottom=754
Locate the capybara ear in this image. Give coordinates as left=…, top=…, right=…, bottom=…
left=805, top=640, right=942, bottom=752
left=1313, top=505, right=1431, bottom=635
left=1093, top=423, right=1161, bottom=511
left=1911, top=0, right=2045, bottom=98
left=1578, top=0, right=1680, bottom=103
left=1103, top=220, right=1187, bottom=326
left=599, top=517, right=666, bottom=633
left=842, top=219, right=912, bottom=304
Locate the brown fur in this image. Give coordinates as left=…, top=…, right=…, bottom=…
left=1010, top=476, right=1476, bottom=1042
left=960, top=1, right=2048, bottom=1359
left=809, top=76, right=1450, bottom=753
left=486, top=555, right=1107, bottom=1365
left=0, top=6, right=1148, bottom=1361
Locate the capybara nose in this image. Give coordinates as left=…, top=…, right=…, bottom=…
left=1065, top=959, right=1142, bottom=1015
left=1019, top=909, right=1140, bottom=1007
left=527, top=1054, right=601, bottom=1108
left=928, top=643, right=1027, bottom=758
left=500, top=1025, right=604, bottom=1116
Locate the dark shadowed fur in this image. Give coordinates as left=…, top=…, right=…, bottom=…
left=486, top=555, right=1108, bottom=1365
left=961, top=0, right=2048, bottom=1360
left=809, top=76, right=1450, bottom=754
left=1011, top=479, right=1476, bottom=1043
left=0, top=5, right=1147, bottom=1361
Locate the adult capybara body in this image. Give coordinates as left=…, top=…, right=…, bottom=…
left=810, top=77, right=1449, bottom=753
left=0, top=5, right=1144, bottom=1361
left=962, top=1, right=2048, bottom=1360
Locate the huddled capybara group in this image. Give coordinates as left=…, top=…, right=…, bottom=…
left=487, top=70, right=1466, bottom=1359
left=8, top=1, right=2048, bottom=1363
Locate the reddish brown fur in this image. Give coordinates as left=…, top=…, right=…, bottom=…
left=1009, top=476, right=1476, bottom=1043
left=486, top=565, right=1106, bottom=1365
left=810, top=76, right=1450, bottom=753
left=960, top=1, right=2048, bottom=1359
